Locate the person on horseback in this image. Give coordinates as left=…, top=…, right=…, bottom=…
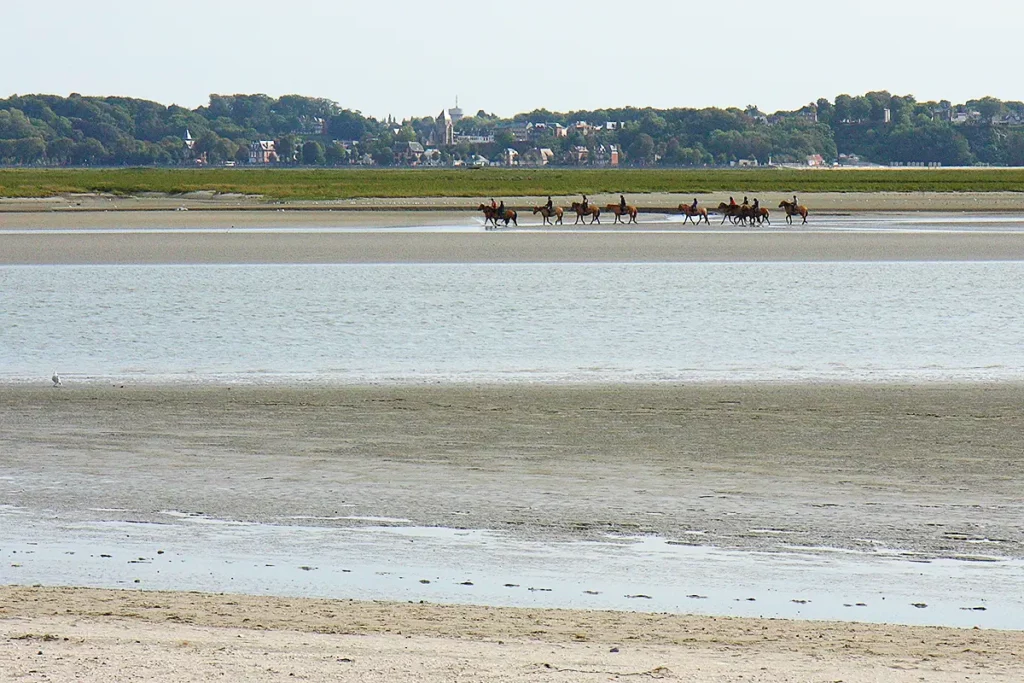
left=490, top=198, right=497, bottom=211
left=619, top=194, right=627, bottom=213
left=581, top=194, right=589, bottom=212
left=545, top=196, right=553, bottom=213
left=742, top=196, right=749, bottom=206
left=729, top=196, right=737, bottom=208
left=497, top=200, right=505, bottom=218
left=691, top=198, right=698, bottom=211
left=752, top=197, right=760, bottom=212
left=792, top=194, right=798, bottom=207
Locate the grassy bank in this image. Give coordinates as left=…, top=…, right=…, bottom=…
left=2, top=167, right=1024, bottom=200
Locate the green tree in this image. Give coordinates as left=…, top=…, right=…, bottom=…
left=275, top=134, right=298, bottom=163
left=324, top=142, right=349, bottom=165
left=301, top=139, right=325, bottom=165
left=628, top=133, right=655, bottom=165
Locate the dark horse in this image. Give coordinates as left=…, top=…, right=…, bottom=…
left=478, top=203, right=518, bottom=229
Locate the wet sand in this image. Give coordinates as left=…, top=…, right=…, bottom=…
left=2, top=189, right=1024, bottom=215
left=3, top=384, right=1023, bottom=680
left=3, top=383, right=1022, bottom=559
left=2, top=586, right=1022, bottom=683
left=7, top=227, right=1024, bottom=264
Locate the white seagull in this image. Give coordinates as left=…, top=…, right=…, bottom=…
left=51, top=371, right=62, bottom=387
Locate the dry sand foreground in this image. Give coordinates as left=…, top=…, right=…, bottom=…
left=1, top=586, right=1023, bottom=683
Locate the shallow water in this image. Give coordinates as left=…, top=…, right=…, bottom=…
left=3, top=261, right=1023, bottom=385
left=2, top=511, right=1019, bottom=629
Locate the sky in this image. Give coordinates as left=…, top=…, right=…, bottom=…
left=2, top=0, right=1019, bottom=120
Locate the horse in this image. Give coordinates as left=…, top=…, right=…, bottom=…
left=778, top=200, right=808, bottom=225
left=478, top=203, right=500, bottom=229
left=571, top=202, right=601, bottom=225
left=717, top=202, right=744, bottom=225
left=497, top=208, right=518, bottom=227
left=678, top=203, right=710, bottom=225
left=478, top=204, right=518, bottom=228
left=533, top=205, right=564, bottom=225
left=753, top=207, right=770, bottom=226
left=606, top=204, right=638, bottom=224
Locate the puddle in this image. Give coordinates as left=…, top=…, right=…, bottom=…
left=1, top=517, right=1020, bottom=630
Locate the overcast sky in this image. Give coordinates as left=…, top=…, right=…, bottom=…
left=2, top=0, right=1017, bottom=119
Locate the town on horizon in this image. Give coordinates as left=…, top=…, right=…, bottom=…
left=3, top=91, right=1024, bottom=170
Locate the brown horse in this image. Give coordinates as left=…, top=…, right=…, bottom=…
left=533, top=205, right=564, bottom=225
left=478, top=204, right=518, bottom=228
left=571, top=202, right=601, bottom=225
left=478, top=203, right=500, bottom=229
left=606, top=204, right=638, bottom=224
left=717, top=202, right=744, bottom=225
left=678, top=203, right=710, bottom=225
left=778, top=200, right=808, bottom=225
left=754, top=207, right=770, bottom=225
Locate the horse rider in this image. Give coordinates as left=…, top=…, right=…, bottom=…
left=490, top=198, right=497, bottom=212
left=581, top=194, right=589, bottom=212
left=729, top=196, right=737, bottom=208
left=497, top=200, right=505, bottom=218
left=691, top=198, right=698, bottom=212
left=545, top=196, right=554, bottom=214
left=792, top=194, right=798, bottom=207
left=752, top=197, right=760, bottom=213
left=742, top=196, right=749, bottom=206
left=619, top=194, right=627, bottom=213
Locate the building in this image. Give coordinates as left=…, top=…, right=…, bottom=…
left=448, top=98, right=464, bottom=123
left=297, top=117, right=327, bottom=136
left=522, top=147, right=555, bottom=167
left=394, top=141, right=425, bottom=165
left=435, top=109, right=454, bottom=146
left=249, top=140, right=278, bottom=164
left=567, top=145, right=589, bottom=165
left=454, top=133, right=495, bottom=144
left=495, top=122, right=531, bottom=142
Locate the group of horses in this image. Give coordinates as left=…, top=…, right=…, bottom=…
left=479, top=198, right=808, bottom=229
left=480, top=202, right=637, bottom=228
left=679, top=200, right=809, bottom=226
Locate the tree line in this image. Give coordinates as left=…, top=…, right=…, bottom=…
left=2, top=91, right=1024, bottom=167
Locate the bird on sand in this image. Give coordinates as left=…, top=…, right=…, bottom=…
left=51, top=371, right=62, bottom=387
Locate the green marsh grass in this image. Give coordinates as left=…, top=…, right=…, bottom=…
left=2, top=167, right=1023, bottom=201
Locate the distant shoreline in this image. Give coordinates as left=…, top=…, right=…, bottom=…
left=2, top=189, right=1023, bottom=215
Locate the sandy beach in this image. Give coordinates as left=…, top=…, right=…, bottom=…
left=3, top=190, right=1024, bottom=264
left=2, top=384, right=1023, bottom=681
left=2, top=586, right=1022, bottom=682
left=4, top=202, right=1024, bottom=680
left=2, top=189, right=1024, bottom=215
